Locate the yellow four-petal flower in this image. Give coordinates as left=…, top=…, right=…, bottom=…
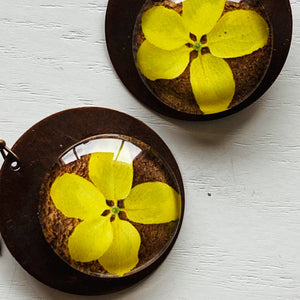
left=50, top=151, right=181, bottom=276
left=137, top=0, right=269, bottom=114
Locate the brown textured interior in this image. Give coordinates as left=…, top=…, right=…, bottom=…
left=132, top=0, right=273, bottom=115
left=39, top=139, right=180, bottom=277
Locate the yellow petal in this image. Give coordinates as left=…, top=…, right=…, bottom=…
left=182, top=0, right=225, bottom=39
left=124, top=182, right=181, bottom=224
left=50, top=173, right=108, bottom=220
left=68, top=217, right=113, bottom=262
left=89, top=151, right=133, bottom=201
left=98, top=217, right=141, bottom=276
left=142, top=6, right=190, bottom=50
left=137, top=41, right=191, bottom=81
left=190, top=54, right=235, bottom=114
left=207, top=10, right=269, bottom=58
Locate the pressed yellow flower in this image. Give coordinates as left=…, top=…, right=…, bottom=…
left=50, top=151, right=180, bottom=276
left=136, top=0, right=269, bottom=114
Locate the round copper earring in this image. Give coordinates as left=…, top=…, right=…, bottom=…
left=0, top=107, right=184, bottom=295
left=106, top=0, right=292, bottom=120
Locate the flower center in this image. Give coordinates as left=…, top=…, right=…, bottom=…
left=193, top=42, right=202, bottom=52
left=111, top=206, right=120, bottom=215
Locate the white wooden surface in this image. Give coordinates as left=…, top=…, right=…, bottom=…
left=0, top=1, right=300, bottom=299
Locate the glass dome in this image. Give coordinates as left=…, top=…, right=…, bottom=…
left=132, top=0, right=273, bottom=115
left=39, top=134, right=182, bottom=278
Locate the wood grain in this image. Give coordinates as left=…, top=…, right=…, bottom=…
left=0, top=0, right=300, bottom=299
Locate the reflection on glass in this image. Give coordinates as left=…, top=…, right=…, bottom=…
left=60, top=138, right=142, bottom=165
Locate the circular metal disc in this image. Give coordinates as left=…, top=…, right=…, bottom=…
left=0, top=107, right=184, bottom=295
left=105, top=0, right=292, bottom=120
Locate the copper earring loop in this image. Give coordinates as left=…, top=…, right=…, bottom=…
left=0, top=139, right=21, bottom=171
